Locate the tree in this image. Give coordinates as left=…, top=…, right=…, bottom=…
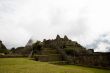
left=33, top=41, right=42, bottom=54
left=10, top=47, right=16, bottom=53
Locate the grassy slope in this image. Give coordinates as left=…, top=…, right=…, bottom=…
left=0, top=58, right=110, bottom=73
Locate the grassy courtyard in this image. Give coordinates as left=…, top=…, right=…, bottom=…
left=0, top=58, right=110, bottom=73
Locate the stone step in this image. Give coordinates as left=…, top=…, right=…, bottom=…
left=43, top=48, right=55, bottom=50
left=41, top=50, right=58, bottom=55
left=49, top=61, right=68, bottom=65
left=34, top=54, right=62, bottom=62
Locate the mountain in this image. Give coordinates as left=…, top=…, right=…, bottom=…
left=0, top=40, right=8, bottom=54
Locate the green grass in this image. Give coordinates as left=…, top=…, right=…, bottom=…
left=0, top=58, right=110, bottom=73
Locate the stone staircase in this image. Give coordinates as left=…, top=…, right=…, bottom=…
left=34, top=48, right=63, bottom=62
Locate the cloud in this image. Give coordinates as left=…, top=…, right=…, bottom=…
left=0, top=0, right=110, bottom=52
left=86, top=33, right=110, bottom=52
left=0, top=25, right=31, bottom=49
left=0, top=0, right=88, bottom=49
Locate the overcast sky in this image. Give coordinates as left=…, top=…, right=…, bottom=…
left=0, top=0, right=110, bottom=52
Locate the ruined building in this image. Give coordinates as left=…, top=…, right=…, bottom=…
left=33, top=35, right=110, bottom=69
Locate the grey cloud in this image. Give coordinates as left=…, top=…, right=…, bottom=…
left=86, top=33, right=110, bottom=52
left=67, top=18, right=87, bottom=36
left=49, top=7, right=88, bottom=37
left=49, top=8, right=62, bottom=26
left=0, top=0, right=110, bottom=53
left=0, top=0, right=17, bottom=15
left=106, top=47, right=110, bottom=52
left=0, top=0, right=89, bottom=48
left=66, top=8, right=88, bottom=37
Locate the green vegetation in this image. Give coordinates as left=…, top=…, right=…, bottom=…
left=0, top=58, right=110, bottom=73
